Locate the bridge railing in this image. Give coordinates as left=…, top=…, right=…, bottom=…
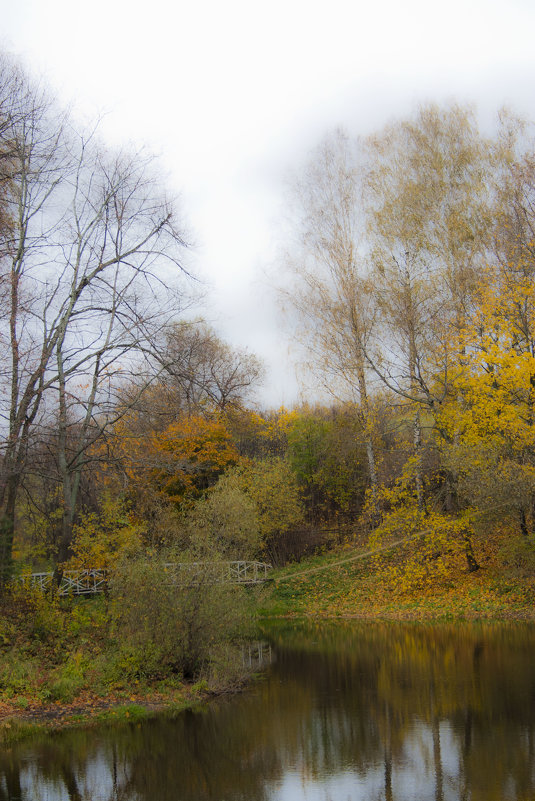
left=163, top=560, right=273, bottom=585
left=20, top=568, right=109, bottom=596
left=19, top=561, right=272, bottom=595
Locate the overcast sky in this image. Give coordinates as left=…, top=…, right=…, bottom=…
left=3, top=0, right=535, bottom=407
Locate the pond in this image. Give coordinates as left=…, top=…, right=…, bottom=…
left=1, top=621, right=535, bottom=800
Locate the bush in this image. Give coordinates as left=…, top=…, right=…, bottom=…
left=109, top=551, right=251, bottom=680
left=0, top=582, right=65, bottom=648
left=0, top=651, right=40, bottom=697
left=498, top=532, right=535, bottom=575
left=215, top=460, right=306, bottom=565
left=45, top=651, right=88, bottom=702
left=180, top=476, right=261, bottom=559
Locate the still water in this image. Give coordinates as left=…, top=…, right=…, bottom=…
left=2, top=621, right=535, bottom=801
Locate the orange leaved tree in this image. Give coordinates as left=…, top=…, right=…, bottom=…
left=148, top=414, right=240, bottom=507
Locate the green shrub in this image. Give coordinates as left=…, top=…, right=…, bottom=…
left=65, top=596, right=109, bottom=640
left=499, top=534, right=535, bottom=574
left=1, top=582, right=64, bottom=647
left=45, top=651, right=88, bottom=703
left=109, top=551, right=251, bottom=680
left=0, top=652, right=40, bottom=697
left=105, top=641, right=166, bottom=684
left=180, top=477, right=261, bottom=559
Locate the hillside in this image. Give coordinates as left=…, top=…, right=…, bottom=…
left=257, top=526, right=535, bottom=621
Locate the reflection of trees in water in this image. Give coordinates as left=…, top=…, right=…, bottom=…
left=1, top=701, right=279, bottom=801
left=266, top=622, right=535, bottom=801
left=115, top=710, right=277, bottom=801
left=0, top=760, right=22, bottom=801
left=2, top=622, right=535, bottom=800
left=0, top=730, right=136, bottom=801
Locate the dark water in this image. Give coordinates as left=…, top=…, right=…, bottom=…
left=2, top=621, right=535, bottom=801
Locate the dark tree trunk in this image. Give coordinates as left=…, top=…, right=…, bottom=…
left=461, top=524, right=480, bottom=573
left=0, top=478, right=19, bottom=589
left=520, top=507, right=530, bottom=538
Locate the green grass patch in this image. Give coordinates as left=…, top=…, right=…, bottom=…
left=257, top=533, right=535, bottom=622
left=95, top=704, right=149, bottom=724
left=0, top=718, right=41, bottom=746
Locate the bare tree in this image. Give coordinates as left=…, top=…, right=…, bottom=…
left=161, top=319, right=264, bottom=413
left=0, top=58, right=191, bottom=584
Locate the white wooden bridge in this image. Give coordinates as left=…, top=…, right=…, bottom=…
left=20, top=561, right=273, bottom=596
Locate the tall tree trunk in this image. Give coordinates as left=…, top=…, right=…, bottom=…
left=0, top=486, right=17, bottom=589
left=461, top=523, right=480, bottom=573
left=520, top=507, right=530, bottom=538
left=0, top=434, right=28, bottom=588
left=356, top=353, right=378, bottom=501
left=406, top=257, right=425, bottom=511
left=56, top=341, right=75, bottom=567
left=413, top=407, right=424, bottom=510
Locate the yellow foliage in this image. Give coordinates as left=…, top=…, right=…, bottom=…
left=149, top=414, right=239, bottom=503
left=444, top=271, right=535, bottom=438
left=65, top=495, right=144, bottom=570
left=97, top=412, right=240, bottom=511
left=367, top=461, right=470, bottom=594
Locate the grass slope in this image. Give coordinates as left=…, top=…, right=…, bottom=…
left=258, top=527, right=535, bottom=621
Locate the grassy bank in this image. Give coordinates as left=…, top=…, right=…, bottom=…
left=257, top=526, right=535, bottom=621
left=0, top=578, right=254, bottom=741
left=2, top=525, right=533, bottom=740
left=0, top=684, right=209, bottom=745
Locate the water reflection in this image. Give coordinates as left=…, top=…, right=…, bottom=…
left=2, top=622, right=535, bottom=800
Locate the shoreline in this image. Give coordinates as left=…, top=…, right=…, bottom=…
left=3, top=609, right=535, bottom=742
left=0, top=684, right=220, bottom=742
left=259, top=606, right=535, bottom=622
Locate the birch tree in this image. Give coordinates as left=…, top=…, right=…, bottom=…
left=282, top=130, right=378, bottom=496
left=362, top=103, right=492, bottom=507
